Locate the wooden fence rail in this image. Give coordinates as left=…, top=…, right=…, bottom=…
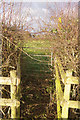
left=0, top=56, right=21, bottom=119
left=54, top=56, right=80, bottom=119
left=0, top=70, right=20, bottom=119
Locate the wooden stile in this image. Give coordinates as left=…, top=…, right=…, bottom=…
left=0, top=69, right=20, bottom=119
left=54, top=56, right=80, bottom=119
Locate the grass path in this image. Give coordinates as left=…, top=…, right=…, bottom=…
left=20, top=52, right=56, bottom=119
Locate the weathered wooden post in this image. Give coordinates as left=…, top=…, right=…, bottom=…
left=0, top=22, right=2, bottom=118
left=10, top=70, right=17, bottom=118
left=78, top=1, right=80, bottom=108
left=16, top=56, right=21, bottom=118
left=78, top=1, right=80, bottom=79
left=51, top=51, right=53, bottom=67
left=49, top=50, right=53, bottom=106
left=54, top=57, right=63, bottom=119
left=55, top=65, right=62, bottom=119
left=62, top=70, right=72, bottom=119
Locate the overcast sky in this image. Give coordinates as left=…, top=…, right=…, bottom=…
left=4, top=0, right=80, bottom=2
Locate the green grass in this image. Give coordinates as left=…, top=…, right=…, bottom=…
left=24, top=40, right=51, bottom=48
left=21, top=39, right=55, bottom=119
left=23, top=39, right=52, bottom=55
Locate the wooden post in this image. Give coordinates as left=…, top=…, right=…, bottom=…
left=10, top=70, right=17, bottom=118
left=0, top=23, right=2, bottom=118
left=51, top=51, right=53, bottom=67
left=49, top=51, right=53, bottom=106
left=16, top=56, right=21, bottom=118
left=55, top=69, right=62, bottom=119
left=56, top=57, right=66, bottom=84
left=54, top=59, right=63, bottom=119
left=62, top=70, right=71, bottom=119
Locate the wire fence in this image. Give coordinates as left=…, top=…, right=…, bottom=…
left=22, top=47, right=53, bottom=67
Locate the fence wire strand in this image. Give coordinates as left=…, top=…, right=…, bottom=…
left=1, top=34, right=51, bottom=63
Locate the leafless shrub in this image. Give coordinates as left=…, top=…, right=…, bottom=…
left=46, top=2, right=78, bottom=73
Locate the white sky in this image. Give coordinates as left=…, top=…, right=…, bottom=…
left=4, top=0, right=80, bottom=2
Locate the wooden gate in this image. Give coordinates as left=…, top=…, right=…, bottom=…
left=54, top=56, right=80, bottom=119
